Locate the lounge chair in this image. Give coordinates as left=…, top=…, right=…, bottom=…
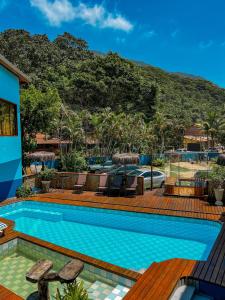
left=0, top=222, right=7, bottom=237
left=74, top=174, right=87, bottom=193
left=125, top=176, right=137, bottom=196
left=109, top=175, right=123, bottom=195
left=97, top=175, right=109, bottom=194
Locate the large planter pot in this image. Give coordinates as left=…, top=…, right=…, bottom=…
left=214, top=188, right=224, bottom=206
left=41, top=181, right=51, bottom=193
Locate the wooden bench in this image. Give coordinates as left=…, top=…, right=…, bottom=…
left=26, top=259, right=84, bottom=300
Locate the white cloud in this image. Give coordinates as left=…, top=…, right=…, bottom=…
left=30, top=0, right=133, bottom=32
left=199, top=40, right=213, bottom=49
left=76, top=3, right=104, bottom=26
left=30, top=0, right=75, bottom=26
left=102, top=15, right=133, bottom=31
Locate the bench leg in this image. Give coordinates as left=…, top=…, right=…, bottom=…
left=38, top=279, right=49, bottom=300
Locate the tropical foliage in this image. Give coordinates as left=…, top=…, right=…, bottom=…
left=37, top=168, right=55, bottom=181
left=55, top=281, right=89, bottom=300
left=16, top=184, right=33, bottom=198
left=208, top=165, right=225, bottom=188
left=1, top=29, right=225, bottom=156
left=60, top=151, right=88, bottom=172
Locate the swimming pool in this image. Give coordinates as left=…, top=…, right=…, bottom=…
left=0, top=201, right=221, bottom=272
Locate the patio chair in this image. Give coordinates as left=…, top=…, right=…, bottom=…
left=97, top=174, right=109, bottom=194
left=125, top=176, right=137, bottom=196
left=109, top=175, right=123, bottom=195
left=0, top=222, right=7, bottom=237
left=73, top=174, right=87, bottom=193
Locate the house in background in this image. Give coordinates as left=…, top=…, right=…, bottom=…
left=35, top=132, right=71, bottom=154
left=183, top=125, right=210, bottom=151
left=0, top=54, right=29, bottom=201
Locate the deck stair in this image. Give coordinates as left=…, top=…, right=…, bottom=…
left=170, top=285, right=195, bottom=300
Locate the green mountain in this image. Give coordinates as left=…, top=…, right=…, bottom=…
left=0, top=29, right=224, bottom=127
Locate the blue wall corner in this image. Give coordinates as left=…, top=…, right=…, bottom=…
left=0, top=64, right=22, bottom=201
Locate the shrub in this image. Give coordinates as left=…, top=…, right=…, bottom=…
left=61, top=151, right=87, bottom=172
left=208, top=165, right=225, bottom=188
left=37, top=167, right=55, bottom=181
left=55, top=281, right=89, bottom=300
left=16, top=184, right=33, bottom=198
left=152, top=158, right=165, bottom=167
left=195, top=170, right=210, bottom=180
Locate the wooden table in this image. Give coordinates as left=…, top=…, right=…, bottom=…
left=26, top=259, right=84, bottom=300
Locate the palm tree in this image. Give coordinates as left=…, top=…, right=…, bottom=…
left=58, top=104, right=84, bottom=151
left=201, top=110, right=225, bottom=148
left=152, top=112, right=171, bottom=155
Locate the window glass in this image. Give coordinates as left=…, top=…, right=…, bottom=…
left=0, top=99, right=17, bottom=136
left=143, top=172, right=151, bottom=178
left=153, top=171, right=161, bottom=176
left=129, top=170, right=143, bottom=176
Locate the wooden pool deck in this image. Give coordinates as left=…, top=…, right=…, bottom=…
left=0, top=284, right=23, bottom=300
left=30, top=189, right=225, bottom=220
left=1, top=189, right=225, bottom=299
left=191, top=222, right=225, bottom=288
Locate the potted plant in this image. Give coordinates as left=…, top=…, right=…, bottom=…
left=38, top=168, right=55, bottom=193
left=208, top=165, right=225, bottom=206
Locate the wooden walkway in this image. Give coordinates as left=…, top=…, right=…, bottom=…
left=191, top=222, right=225, bottom=288
left=1, top=190, right=225, bottom=299
left=124, top=259, right=196, bottom=300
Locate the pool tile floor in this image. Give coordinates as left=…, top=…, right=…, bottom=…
left=0, top=252, right=94, bottom=299
left=87, top=280, right=115, bottom=300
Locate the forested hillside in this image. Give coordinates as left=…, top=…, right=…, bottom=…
left=1, top=29, right=225, bottom=122
left=1, top=29, right=225, bottom=154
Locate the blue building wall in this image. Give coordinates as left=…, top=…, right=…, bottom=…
left=0, top=65, right=22, bottom=200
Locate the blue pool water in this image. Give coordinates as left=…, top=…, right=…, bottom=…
left=0, top=201, right=221, bottom=272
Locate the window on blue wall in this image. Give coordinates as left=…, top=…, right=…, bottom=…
left=0, top=98, right=17, bottom=136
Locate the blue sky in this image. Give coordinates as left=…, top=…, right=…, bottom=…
left=1, top=0, right=225, bottom=87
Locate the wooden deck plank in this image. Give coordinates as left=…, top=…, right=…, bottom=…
left=149, top=260, right=185, bottom=299
left=190, top=223, right=225, bottom=289
left=0, top=285, right=23, bottom=300
left=27, top=190, right=225, bottom=221
left=196, top=226, right=225, bottom=281
left=203, top=228, right=225, bottom=282
left=123, top=259, right=196, bottom=300
left=29, top=189, right=225, bottom=218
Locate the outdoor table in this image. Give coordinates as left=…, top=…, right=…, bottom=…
left=26, top=259, right=84, bottom=300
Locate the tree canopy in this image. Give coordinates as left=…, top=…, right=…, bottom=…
left=1, top=29, right=225, bottom=153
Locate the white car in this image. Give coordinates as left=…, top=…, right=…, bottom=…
left=129, top=169, right=166, bottom=189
